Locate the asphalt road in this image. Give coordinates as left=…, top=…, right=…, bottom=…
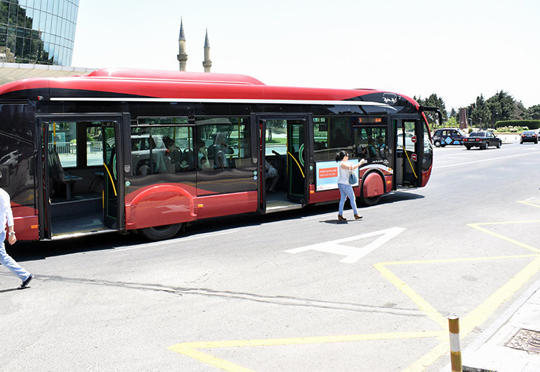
left=2, top=142, right=540, bottom=372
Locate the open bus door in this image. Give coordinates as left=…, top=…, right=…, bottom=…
left=37, top=113, right=130, bottom=239
left=253, top=114, right=311, bottom=214
left=393, top=115, right=424, bottom=188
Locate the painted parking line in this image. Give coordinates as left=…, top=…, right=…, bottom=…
left=169, top=204, right=540, bottom=372
left=169, top=331, right=443, bottom=372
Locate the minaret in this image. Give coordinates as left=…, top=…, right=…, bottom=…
left=202, top=29, right=212, bottom=73
left=177, top=19, right=188, bottom=71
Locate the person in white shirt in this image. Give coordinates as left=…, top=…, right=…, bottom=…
left=336, top=151, right=367, bottom=221
left=0, top=188, right=32, bottom=289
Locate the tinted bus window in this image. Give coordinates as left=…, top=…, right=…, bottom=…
left=313, top=116, right=354, bottom=161
left=131, top=126, right=194, bottom=175
left=354, top=127, right=388, bottom=161
left=195, top=117, right=250, bottom=169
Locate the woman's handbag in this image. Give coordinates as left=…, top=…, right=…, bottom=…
left=349, top=171, right=358, bottom=185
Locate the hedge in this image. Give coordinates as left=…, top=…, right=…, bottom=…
left=495, top=120, right=540, bottom=129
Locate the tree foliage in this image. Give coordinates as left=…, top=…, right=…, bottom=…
left=527, top=105, right=540, bottom=120
left=414, top=94, right=448, bottom=125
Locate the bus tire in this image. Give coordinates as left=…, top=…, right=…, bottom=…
left=360, top=194, right=381, bottom=207
left=140, top=223, right=183, bottom=241
left=359, top=173, right=384, bottom=206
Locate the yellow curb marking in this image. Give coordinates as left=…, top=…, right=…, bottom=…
left=170, top=214, right=540, bottom=372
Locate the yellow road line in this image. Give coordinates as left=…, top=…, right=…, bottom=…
left=170, top=213, right=540, bottom=372
left=518, top=200, right=540, bottom=208
left=462, top=255, right=540, bottom=334
left=170, top=331, right=442, bottom=372
left=379, top=254, right=537, bottom=266
left=468, top=222, right=540, bottom=253
left=170, top=345, right=255, bottom=372
left=374, top=263, right=447, bottom=328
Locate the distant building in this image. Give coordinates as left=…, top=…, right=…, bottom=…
left=0, top=0, right=80, bottom=66
left=177, top=19, right=212, bottom=72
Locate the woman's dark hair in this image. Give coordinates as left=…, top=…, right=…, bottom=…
left=335, top=150, right=348, bottom=162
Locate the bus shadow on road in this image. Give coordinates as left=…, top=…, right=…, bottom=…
left=9, top=192, right=424, bottom=261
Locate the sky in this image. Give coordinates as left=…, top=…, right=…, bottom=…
left=71, top=0, right=540, bottom=111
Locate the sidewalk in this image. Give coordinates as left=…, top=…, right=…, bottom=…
left=449, top=278, right=540, bottom=371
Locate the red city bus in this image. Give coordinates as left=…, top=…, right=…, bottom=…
left=0, top=69, right=436, bottom=241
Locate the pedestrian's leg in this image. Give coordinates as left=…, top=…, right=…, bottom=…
left=338, top=184, right=347, bottom=216
left=346, top=185, right=359, bottom=215
left=0, top=236, right=30, bottom=281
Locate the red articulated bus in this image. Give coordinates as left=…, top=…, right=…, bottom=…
left=0, top=68, right=436, bottom=241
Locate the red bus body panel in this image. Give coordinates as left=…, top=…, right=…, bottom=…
left=12, top=205, right=39, bottom=241
left=124, top=183, right=258, bottom=230
left=125, top=184, right=197, bottom=230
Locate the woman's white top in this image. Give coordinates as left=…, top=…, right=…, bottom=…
left=337, top=161, right=352, bottom=185
left=0, top=188, right=14, bottom=229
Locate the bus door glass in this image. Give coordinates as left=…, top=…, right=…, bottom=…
left=395, top=119, right=422, bottom=188
left=255, top=116, right=308, bottom=213
left=38, top=115, right=127, bottom=238
left=102, top=122, right=120, bottom=227
left=287, top=119, right=307, bottom=202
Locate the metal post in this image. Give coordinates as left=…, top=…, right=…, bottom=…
left=449, top=316, right=462, bottom=372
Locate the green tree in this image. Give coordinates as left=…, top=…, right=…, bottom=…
left=486, top=91, right=515, bottom=126
left=470, top=95, right=491, bottom=128
left=415, top=93, right=448, bottom=125
left=527, top=105, right=540, bottom=120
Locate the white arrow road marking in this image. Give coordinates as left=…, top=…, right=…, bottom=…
left=285, top=227, right=406, bottom=263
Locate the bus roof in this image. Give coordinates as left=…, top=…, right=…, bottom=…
left=0, top=68, right=419, bottom=110
left=86, top=68, right=266, bottom=86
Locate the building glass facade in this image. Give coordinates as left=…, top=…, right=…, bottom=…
left=0, top=0, right=79, bottom=66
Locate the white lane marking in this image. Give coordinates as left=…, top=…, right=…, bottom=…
left=285, top=227, right=406, bottom=264
left=437, top=152, right=536, bottom=169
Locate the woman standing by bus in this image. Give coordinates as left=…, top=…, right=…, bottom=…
left=336, top=151, right=367, bottom=221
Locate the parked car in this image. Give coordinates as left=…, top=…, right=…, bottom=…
left=520, top=130, right=538, bottom=144
left=432, top=128, right=466, bottom=147
left=463, top=131, right=502, bottom=150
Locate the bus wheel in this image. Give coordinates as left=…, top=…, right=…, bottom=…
left=360, top=194, right=381, bottom=207
left=140, top=223, right=183, bottom=241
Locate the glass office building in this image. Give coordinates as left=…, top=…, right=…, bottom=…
left=0, top=0, right=79, bottom=66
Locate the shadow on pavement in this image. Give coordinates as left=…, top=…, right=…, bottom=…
left=7, top=191, right=423, bottom=261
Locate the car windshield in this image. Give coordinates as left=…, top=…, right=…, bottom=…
left=469, top=132, right=485, bottom=137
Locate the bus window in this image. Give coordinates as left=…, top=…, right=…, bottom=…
left=313, top=117, right=329, bottom=161
left=49, top=122, right=76, bottom=168
left=131, top=126, right=194, bottom=175
left=264, top=120, right=287, bottom=156
left=313, top=116, right=354, bottom=161
left=86, top=126, right=103, bottom=167
left=354, top=127, right=388, bottom=162
left=195, top=117, right=250, bottom=169
left=329, top=117, right=353, bottom=149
